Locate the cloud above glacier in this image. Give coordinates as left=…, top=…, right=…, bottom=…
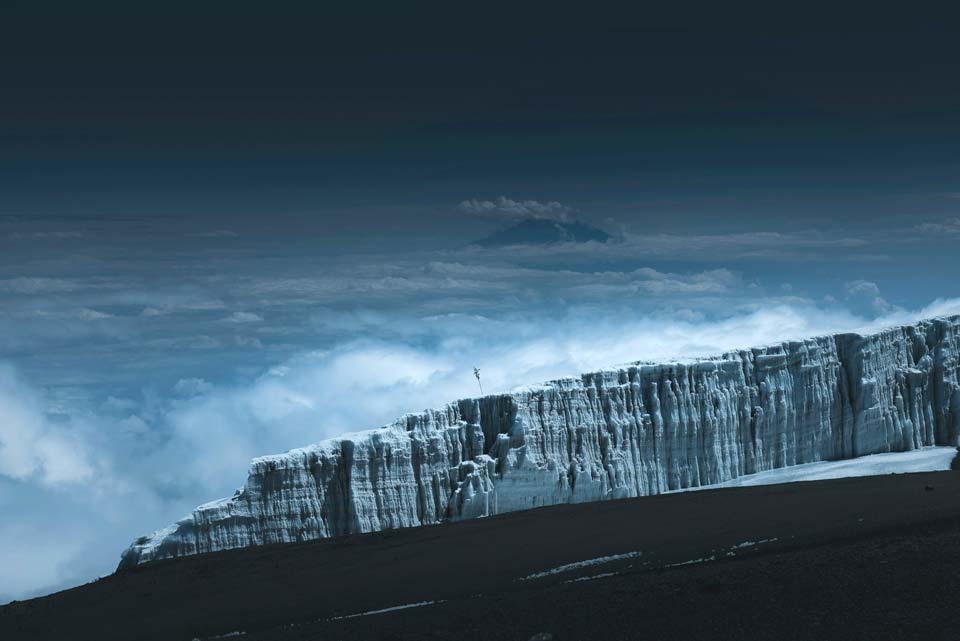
left=844, top=280, right=895, bottom=317
left=458, top=196, right=575, bottom=222
left=915, top=217, right=960, bottom=236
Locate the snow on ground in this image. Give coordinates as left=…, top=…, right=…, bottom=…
left=732, top=538, right=777, bottom=550
left=564, top=572, right=618, bottom=584
left=677, top=446, right=956, bottom=493
left=192, top=632, right=245, bottom=640
left=328, top=601, right=443, bottom=621
left=665, top=556, right=717, bottom=568
left=519, top=551, right=642, bottom=581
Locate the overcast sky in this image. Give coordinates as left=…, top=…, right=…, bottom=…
left=2, top=9, right=960, bottom=601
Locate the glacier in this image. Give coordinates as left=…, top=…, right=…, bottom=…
left=119, top=316, right=960, bottom=568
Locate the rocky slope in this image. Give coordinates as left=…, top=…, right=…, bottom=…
left=119, top=316, right=960, bottom=568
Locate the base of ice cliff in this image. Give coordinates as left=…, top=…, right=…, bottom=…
left=120, top=316, right=960, bottom=568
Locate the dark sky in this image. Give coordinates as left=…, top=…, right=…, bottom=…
left=3, top=10, right=960, bottom=235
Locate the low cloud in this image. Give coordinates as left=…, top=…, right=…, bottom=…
left=0, top=365, right=94, bottom=486
left=237, top=262, right=745, bottom=308
left=138, top=298, right=227, bottom=317
left=140, top=307, right=166, bottom=317
left=0, top=278, right=102, bottom=294
left=100, top=396, right=139, bottom=414
left=452, top=229, right=878, bottom=263
left=9, top=231, right=85, bottom=240
left=172, top=377, right=213, bottom=397
left=458, top=196, right=574, bottom=222
left=844, top=280, right=894, bottom=317
left=915, top=217, right=960, bottom=236
left=0, top=277, right=129, bottom=305
left=33, top=308, right=114, bottom=321
left=223, top=311, right=264, bottom=323
left=186, top=230, right=239, bottom=238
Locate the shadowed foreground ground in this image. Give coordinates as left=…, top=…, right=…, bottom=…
left=3, top=471, right=960, bottom=641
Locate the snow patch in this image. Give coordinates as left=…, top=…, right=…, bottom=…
left=520, top=551, right=642, bottom=581
left=329, top=600, right=443, bottom=621
left=192, top=632, right=245, bottom=641
left=564, top=571, right=618, bottom=584
left=666, top=555, right=716, bottom=568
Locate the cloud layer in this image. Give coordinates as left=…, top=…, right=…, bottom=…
left=0, top=365, right=94, bottom=486
left=458, top=196, right=575, bottom=222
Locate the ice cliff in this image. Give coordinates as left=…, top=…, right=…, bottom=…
left=120, top=316, right=960, bottom=568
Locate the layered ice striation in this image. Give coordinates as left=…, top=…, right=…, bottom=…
left=120, top=316, right=960, bottom=568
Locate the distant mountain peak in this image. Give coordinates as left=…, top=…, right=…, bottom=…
left=471, top=218, right=612, bottom=248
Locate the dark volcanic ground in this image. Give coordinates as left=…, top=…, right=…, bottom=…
left=3, top=471, right=960, bottom=641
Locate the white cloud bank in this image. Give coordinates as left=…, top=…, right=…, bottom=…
left=0, top=365, right=94, bottom=486
left=458, top=196, right=574, bottom=222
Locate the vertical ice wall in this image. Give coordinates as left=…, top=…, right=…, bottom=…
left=120, top=316, right=960, bottom=568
